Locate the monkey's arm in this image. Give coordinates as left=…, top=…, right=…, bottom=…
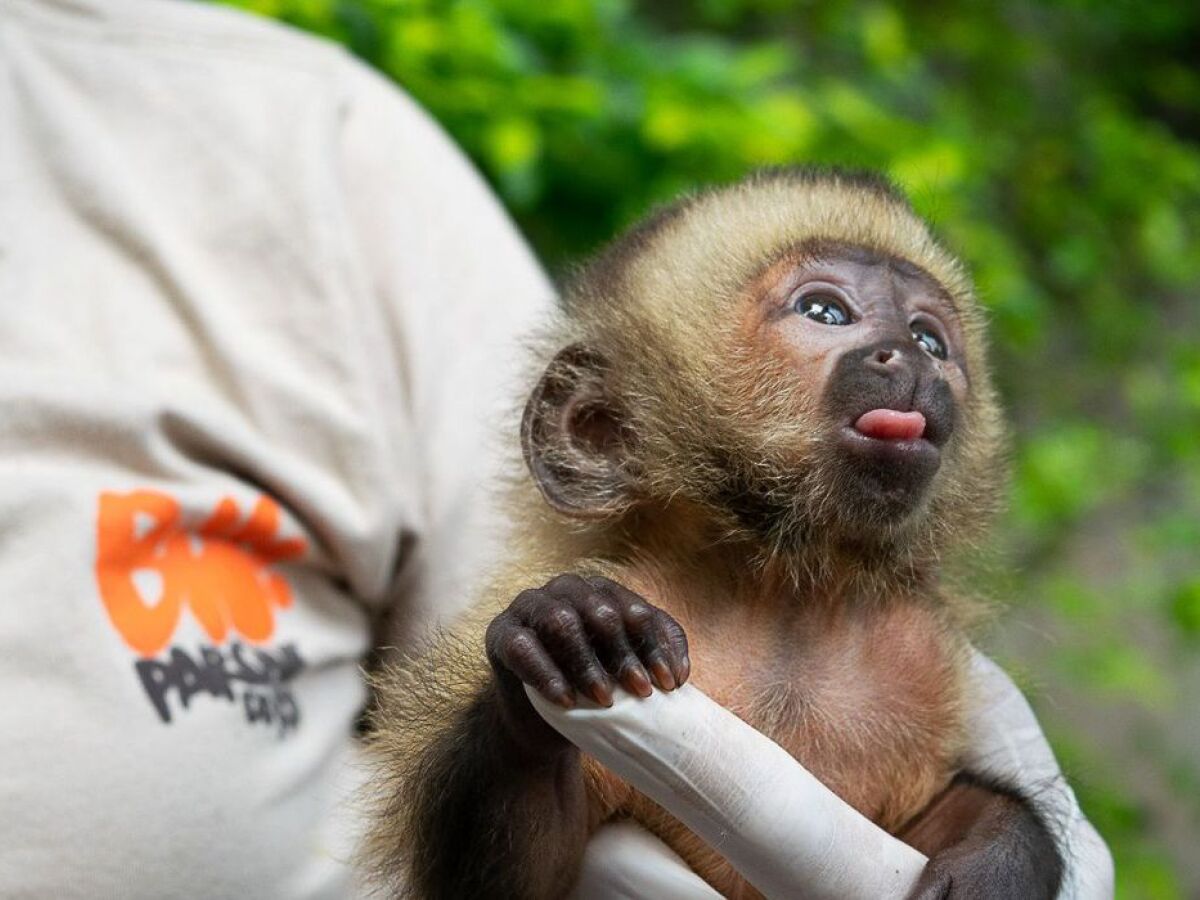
left=899, top=774, right=1062, bottom=899
left=364, top=611, right=592, bottom=899
left=366, top=574, right=689, bottom=899
left=399, top=678, right=591, bottom=900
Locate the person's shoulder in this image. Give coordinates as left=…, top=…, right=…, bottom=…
left=3, top=0, right=363, bottom=82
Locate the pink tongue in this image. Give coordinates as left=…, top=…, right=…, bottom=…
left=854, top=409, right=926, bottom=441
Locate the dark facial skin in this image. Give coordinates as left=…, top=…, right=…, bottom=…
left=756, top=245, right=969, bottom=523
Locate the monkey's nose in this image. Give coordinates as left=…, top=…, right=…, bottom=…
left=866, top=345, right=910, bottom=376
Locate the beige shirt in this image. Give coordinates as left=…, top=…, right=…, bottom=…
left=0, top=0, right=551, bottom=896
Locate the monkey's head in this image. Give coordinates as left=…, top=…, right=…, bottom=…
left=523, top=168, right=1006, bottom=571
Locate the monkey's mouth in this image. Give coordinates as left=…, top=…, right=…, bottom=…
left=837, top=407, right=942, bottom=475
left=854, top=409, right=926, bottom=441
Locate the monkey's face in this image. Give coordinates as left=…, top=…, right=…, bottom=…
left=743, top=242, right=970, bottom=531
left=524, top=170, right=1006, bottom=562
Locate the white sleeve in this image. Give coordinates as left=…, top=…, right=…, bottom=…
left=962, top=650, right=1115, bottom=899
left=537, top=653, right=1114, bottom=900
left=530, top=684, right=928, bottom=900
left=572, top=821, right=722, bottom=900
left=334, top=62, right=555, bottom=643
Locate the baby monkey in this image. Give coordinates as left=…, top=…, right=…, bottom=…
left=365, top=168, right=1064, bottom=899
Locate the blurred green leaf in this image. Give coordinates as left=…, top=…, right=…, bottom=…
left=1169, top=580, right=1200, bottom=640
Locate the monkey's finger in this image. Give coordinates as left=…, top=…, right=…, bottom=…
left=588, top=577, right=679, bottom=692
left=492, top=624, right=577, bottom=709
left=580, top=577, right=679, bottom=692
left=539, top=575, right=631, bottom=697
left=532, top=602, right=615, bottom=708
left=541, top=572, right=594, bottom=601
left=578, top=597, right=653, bottom=699
left=625, top=615, right=676, bottom=693
left=587, top=577, right=658, bottom=646
left=655, top=611, right=691, bottom=686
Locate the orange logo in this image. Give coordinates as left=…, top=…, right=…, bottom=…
left=95, top=490, right=308, bottom=658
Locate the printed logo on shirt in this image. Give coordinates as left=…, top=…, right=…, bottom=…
left=94, top=489, right=310, bottom=736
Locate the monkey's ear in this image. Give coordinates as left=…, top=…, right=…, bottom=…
left=521, top=344, right=636, bottom=519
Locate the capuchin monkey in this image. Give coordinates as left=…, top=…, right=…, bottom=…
left=364, top=168, right=1064, bottom=899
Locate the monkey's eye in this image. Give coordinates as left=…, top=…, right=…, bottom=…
left=912, top=325, right=948, bottom=360
left=794, top=293, right=852, bottom=326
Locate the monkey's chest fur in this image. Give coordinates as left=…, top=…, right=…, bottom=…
left=582, top=579, right=967, bottom=900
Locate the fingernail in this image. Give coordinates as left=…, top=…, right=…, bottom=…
left=557, top=689, right=576, bottom=710
left=650, top=659, right=676, bottom=691
left=626, top=665, right=653, bottom=698
left=680, top=655, right=691, bottom=683
left=589, top=680, right=614, bottom=708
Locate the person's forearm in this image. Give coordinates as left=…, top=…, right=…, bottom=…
left=529, top=683, right=929, bottom=899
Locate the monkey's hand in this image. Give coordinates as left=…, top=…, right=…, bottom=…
left=485, top=574, right=691, bottom=750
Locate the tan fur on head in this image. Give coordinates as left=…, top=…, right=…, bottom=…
left=537, top=166, right=1006, bottom=584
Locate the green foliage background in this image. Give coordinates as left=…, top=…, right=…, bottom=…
left=221, top=0, right=1200, bottom=895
